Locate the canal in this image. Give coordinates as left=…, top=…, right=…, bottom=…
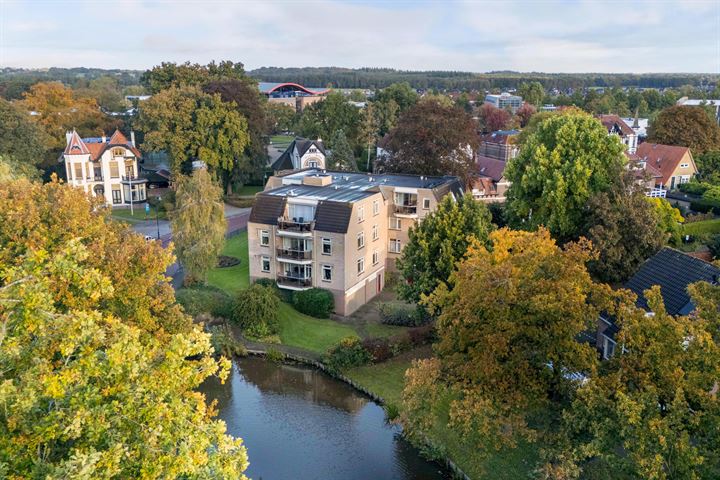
left=201, top=356, right=449, bottom=480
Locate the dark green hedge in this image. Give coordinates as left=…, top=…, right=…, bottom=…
left=292, top=288, right=335, bottom=318
left=175, top=285, right=233, bottom=319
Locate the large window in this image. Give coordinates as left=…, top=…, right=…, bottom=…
left=372, top=250, right=379, bottom=266
left=389, top=239, right=401, bottom=253
left=288, top=203, right=315, bottom=223
left=358, top=206, right=365, bottom=223
left=322, top=264, right=333, bottom=282
left=372, top=224, right=378, bottom=241
left=110, top=161, right=119, bottom=179
left=260, top=230, right=270, bottom=246
left=602, top=336, right=616, bottom=360
left=111, top=187, right=122, bottom=205
left=73, top=163, right=83, bottom=180
left=261, top=256, right=271, bottom=272
left=390, top=217, right=401, bottom=230
left=357, top=258, right=365, bottom=275
left=357, top=232, right=365, bottom=249
left=322, top=237, right=332, bottom=255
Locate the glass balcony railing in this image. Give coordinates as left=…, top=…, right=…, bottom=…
left=394, top=204, right=417, bottom=215
left=277, top=275, right=312, bottom=288
left=277, top=248, right=312, bottom=260
left=277, top=218, right=314, bottom=232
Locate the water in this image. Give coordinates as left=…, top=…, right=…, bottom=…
left=201, top=356, right=449, bottom=480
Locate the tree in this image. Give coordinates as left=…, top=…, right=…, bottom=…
left=506, top=111, right=626, bottom=241
left=397, top=193, right=493, bottom=308
left=515, top=102, right=537, bottom=127
left=429, top=228, right=609, bottom=448
left=478, top=103, right=511, bottom=132
left=298, top=91, right=361, bottom=149
left=647, top=197, right=684, bottom=246
left=267, top=102, right=296, bottom=134
left=136, top=85, right=249, bottom=179
left=358, top=102, right=380, bottom=170
left=141, top=60, right=249, bottom=94
left=0, top=98, right=48, bottom=172
left=583, top=181, right=664, bottom=283
left=0, top=242, right=248, bottom=479
left=379, top=99, right=478, bottom=184
left=328, top=129, right=357, bottom=171
left=77, top=75, right=128, bottom=112
left=0, top=178, right=190, bottom=337
left=553, top=286, right=720, bottom=478
left=695, top=149, right=720, bottom=182
left=648, top=105, right=720, bottom=155
left=231, top=284, right=280, bottom=339
left=172, top=169, right=227, bottom=285
left=518, top=81, right=545, bottom=106
left=374, top=82, right=418, bottom=113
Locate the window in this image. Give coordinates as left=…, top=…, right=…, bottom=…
left=73, top=163, right=83, bottom=180
left=358, top=206, right=365, bottom=223
left=390, top=217, right=401, bottom=230
left=357, top=258, right=365, bottom=275
left=110, top=161, right=119, bottom=179
left=372, top=250, right=379, bottom=265
left=680, top=163, right=689, bottom=168
left=357, top=232, right=365, bottom=249
left=113, top=147, right=125, bottom=157
left=602, top=336, right=616, bottom=360
left=372, top=224, right=379, bottom=241
left=389, top=239, right=401, bottom=253
left=308, top=160, right=318, bottom=168
left=373, top=200, right=380, bottom=215
left=322, top=237, right=332, bottom=255
left=259, top=230, right=270, bottom=246
left=261, top=256, right=271, bottom=272
left=309, top=147, right=317, bottom=153
left=422, top=198, right=431, bottom=210
left=111, top=187, right=122, bottom=205
left=322, top=264, right=333, bottom=282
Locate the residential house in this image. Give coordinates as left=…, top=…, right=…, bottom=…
left=248, top=169, right=463, bottom=315
left=62, top=129, right=147, bottom=207
left=470, top=156, right=510, bottom=203
left=596, top=114, right=638, bottom=154
left=621, top=116, right=649, bottom=140
left=636, top=142, right=697, bottom=190
left=597, top=248, right=720, bottom=359
left=484, top=92, right=523, bottom=113
left=271, top=138, right=327, bottom=173
left=478, top=130, right=520, bottom=162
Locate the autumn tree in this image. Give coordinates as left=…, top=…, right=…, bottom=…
left=136, top=85, right=249, bottom=180
left=0, top=239, right=248, bottom=478
left=328, top=129, right=357, bottom=171
left=478, top=103, right=512, bottom=132
left=359, top=102, right=380, bottom=170
left=379, top=98, right=478, bottom=184
left=506, top=111, right=626, bottom=241
left=0, top=98, right=47, bottom=174
left=0, top=178, right=190, bottom=337
left=515, top=102, right=537, bottom=127
left=647, top=197, right=684, bottom=246
left=428, top=228, right=609, bottom=447
left=397, top=193, right=492, bottom=308
left=172, top=168, right=227, bottom=285
left=518, top=81, right=545, bottom=106
left=141, top=60, right=249, bottom=93
left=552, top=286, right=720, bottom=478
left=648, top=105, right=720, bottom=155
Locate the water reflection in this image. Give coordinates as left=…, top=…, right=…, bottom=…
left=201, top=356, right=448, bottom=480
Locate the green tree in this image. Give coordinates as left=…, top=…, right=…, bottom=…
left=0, top=98, right=48, bottom=172
left=136, top=85, right=249, bottom=179
left=141, top=60, right=249, bottom=94
left=374, top=82, right=418, bottom=113
left=0, top=242, right=248, bottom=479
left=397, top=193, right=492, bottom=308
left=267, top=102, right=297, bottom=133
left=648, top=105, right=720, bottom=155
left=172, top=169, right=227, bottom=285
left=506, top=111, right=626, bottom=241
left=553, top=286, right=720, bottom=479
left=298, top=91, right=361, bottom=149
left=518, top=81, right=545, bottom=106
left=647, top=197, right=684, bottom=246
left=77, top=75, right=128, bottom=112
left=359, top=102, right=380, bottom=170
left=696, top=149, right=720, bottom=181
left=328, top=129, right=356, bottom=171
left=231, top=283, right=280, bottom=339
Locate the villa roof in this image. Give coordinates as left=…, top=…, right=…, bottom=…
left=63, top=129, right=141, bottom=161
left=636, top=142, right=693, bottom=186
left=476, top=155, right=507, bottom=182
left=271, top=137, right=326, bottom=171
left=597, top=114, right=635, bottom=137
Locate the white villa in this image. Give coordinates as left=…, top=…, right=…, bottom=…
left=62, top=129, right=147, bottom=207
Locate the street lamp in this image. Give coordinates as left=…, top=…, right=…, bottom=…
left=156, top=195, right=162, bottom=240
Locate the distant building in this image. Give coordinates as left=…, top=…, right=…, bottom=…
left=676, top=97, right=720, bottom=123
left=621, top=116, right=649, bottom=139
left=596, top=114, right=638, bottom=154
left=271, top=138, right=327, bottom=173
left=62, top=129, right=147, bottom=206
left=478, top=130, right=520, bottom=162
left=259, top=82, right=330, bottom=112
left=484, top=92, right=523, bottom=113
left=470, top=156, right=510, bottom=203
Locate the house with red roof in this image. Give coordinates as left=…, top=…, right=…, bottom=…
left=470, top=155, right=510, bottom=203
left=636, top=142, right=697, bottom=190
left=596, top=114, right=638, bottom=154
left=62, top=129, right=147, bottom=207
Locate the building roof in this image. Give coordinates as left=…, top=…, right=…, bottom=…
left=249, top=195, right=287, bottom=226
left=480, top=130, right=520, bottom=145
left=258, top=82, right=329, bottom=96
left=625, top=247, right=720, bottom=316
left=314, top=201, right=354, bottom=233
left=476, top=155, right=507, bottom=182
left=596, top=114, right=635, bottom=137
left=636, top=142, right=693, bottom=186
left=271, top=137, right=326, bottom=171
left=63, top=129, right=141, bottom=161
left=64, top=130, right=90, bottom=155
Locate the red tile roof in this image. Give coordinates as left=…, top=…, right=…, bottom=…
left=597, top=114, right=635, bottom=137
left=63, top=130, right=90, bottom=155
left=636, top=142, right=693, bottom=186
left=476, top=155, right=507, bottom=182
left=64, top=129, right=141, bottom=161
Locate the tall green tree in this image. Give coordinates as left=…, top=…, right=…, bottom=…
left=397, top=193, right=492, bottom=308
left=172, top=168, right=227, bottom=285
left=0, top=98, right=48, bottom=173
left=648, top=105, right=720, bottom=155
left=298, top=91, right=361, bottom=148
left=267, top=102, right=296, bottom=134
left=518, top=81, right=545, bottom=106
left=141, top=60, right=249, bottom=94
left=506, top=111, right=626, bottom=241
left=328, top=129, right=356, bottom=171
left=136, top=85, right=249, bottom=179
left=647, top=197, right=684, bottom=246
left=374, top=82, right=418, bottom=113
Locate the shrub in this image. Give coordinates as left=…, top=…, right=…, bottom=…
left=685, top=211, right=715, bottom=223
left=362, top=337, right=393, bottom=363
left=689, top=198, right=720, bottom=214
left=703, top=185, right=720, bottom=202
left=388, top=333, right=413, bottom=356
left=378, top=302, right=427, bottom=327
left=709, top=235, right=720, bottom=260
left=678, top=181, right=710, bottom=196
left=407, top=324, right=436, bottom=347
left=176, top=286, right=233, bottom=319
left=292, top=288, right=335, bottom=318
left=230, top=284, right=280, bottom=339
left=254, top=278, right=292, bottom=302
left=266, top=347, right=285, bottom=363
left=209, top=324, right=248, bottom=358
left=322, top=336, right=371, bottom=372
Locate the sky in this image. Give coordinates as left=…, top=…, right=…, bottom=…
left=0, top=0, right=719, bottom=73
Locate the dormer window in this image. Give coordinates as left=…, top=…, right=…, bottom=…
left=113, top=148, right=125, bottom=157
left=309, top=147, right=318, bottom=153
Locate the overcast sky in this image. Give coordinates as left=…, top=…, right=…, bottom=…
left=1, top=0, right=718, bottom=73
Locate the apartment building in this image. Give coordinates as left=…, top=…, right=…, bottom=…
left=484, top=92, right=523, bottom=113
left=62, top=129, right=147, bottom=206
left=248, top=169, right=463, bottom=315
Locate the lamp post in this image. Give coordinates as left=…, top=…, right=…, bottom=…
left=156, top=195, right=162, bottom=240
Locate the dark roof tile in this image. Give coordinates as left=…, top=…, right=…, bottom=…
left=314, top=200, right=353, bottom=233
left=249, top=195, right=286, bottom=225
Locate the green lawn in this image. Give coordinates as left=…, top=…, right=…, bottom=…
left=206, top=233, right=250, bottom=294
left=346, top=350, right=425, bottom=405
left=234, top=185, right=263, bottom=197
left=682, top=218, right=720, bottom=236
left=270, top=134, right=293, bottom=145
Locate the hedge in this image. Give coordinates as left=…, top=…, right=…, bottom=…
left=292, top=288, right=335, bottom=318
left=378, top=302, right=427, bottom=327
left=322, top=336, right=371, bottom=372
left=689, top=198, right=720, bottom=214
left=176, top=285, right=233, bottom=319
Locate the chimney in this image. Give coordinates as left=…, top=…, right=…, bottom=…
left=130, top=130, right=136, bottom=147
left=101, top=133, right=107, bottom=143
left=65, top=131, right=72, bottom=146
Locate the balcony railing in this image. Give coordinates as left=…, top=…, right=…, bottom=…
left=394, top=204, right=417, bottom=215
left=121, top=175, right=147, bottom=184
left=277, top=275, right=312, bottom=288
left=277, top=248, right=312, bottom=260
left=94, top=175, right=103, bottom=181
left=646, top=188, right=667, bottom=198
left=277, top=218, right=314, bottom=232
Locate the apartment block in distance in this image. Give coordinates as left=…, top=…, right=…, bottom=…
left=248, top=169, right=463, bottom=315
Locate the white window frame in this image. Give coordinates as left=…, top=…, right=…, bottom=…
left=390, top=217, right=401, bottom=230
left=602, top=336, right=616, bottom=360
left=357, top=257, right=365, bottom=275
left=389, top=239, right=401, bottom=253
left=422, top=198, right=431, bottom=210
left=261, top=256, right=271, bottom=272
left=322, top=237, right=332, bottom=255
left=358, top=206, right=365, bottom=223
left=259, top=229, right=270, bottom=246
left=373, top=200, right=380, bottom=216
left=322, top=264, right=333, bottom=282
left=357, top=231, right=365, bottom=249
left=680, top=163, right=689, bottom=168
left=372, top=224, right=378, bottom=241
left=372, top=249, right=379, bottom=265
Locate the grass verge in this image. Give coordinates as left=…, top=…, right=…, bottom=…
left=682, top=218, right=720, bottom=236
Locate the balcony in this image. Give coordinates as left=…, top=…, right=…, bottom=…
left=121, top=174, right=148, bottom=185
left=277, top=248, right=312, bottom=261
left=277, top=218, right=314, bottom=233
left=277, top=275, right=312, bottom=290
left=394, top=204, right=417, bottom=215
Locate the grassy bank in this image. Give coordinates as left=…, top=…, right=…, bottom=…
left=111, top=206, right=168, bottom=224
left=682, top=218, right=720, bottom=236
